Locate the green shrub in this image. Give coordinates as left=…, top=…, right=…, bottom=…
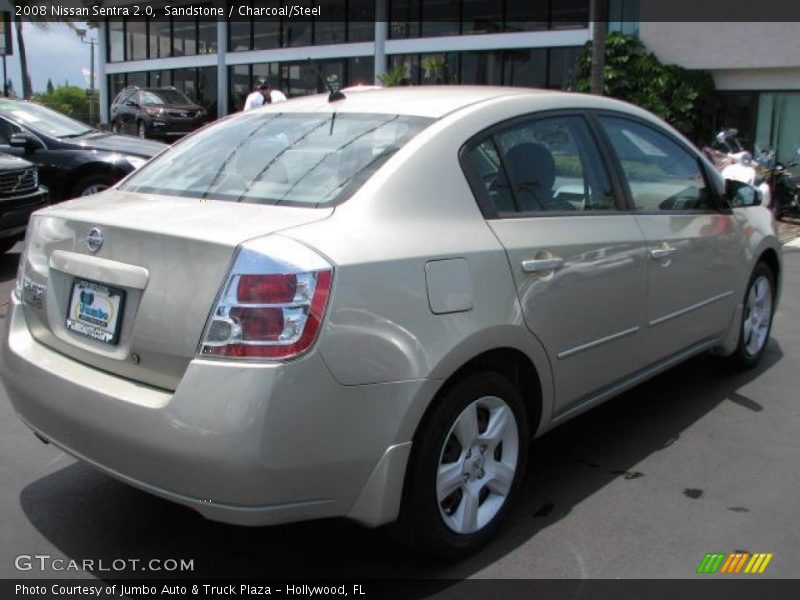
left=575, top=33, right=717, bottom=144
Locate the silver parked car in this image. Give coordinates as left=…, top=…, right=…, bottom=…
left=1, top=87, right=781, bottom=557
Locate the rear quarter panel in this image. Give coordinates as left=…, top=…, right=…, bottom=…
left=284, top=96, right=589, bottom=437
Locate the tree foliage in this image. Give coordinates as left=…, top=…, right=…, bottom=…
left=34, top=85, right=94, bottom=119
left=576, top=33, right=717, bottom=142
left=377, top=65, right=408, bottom=87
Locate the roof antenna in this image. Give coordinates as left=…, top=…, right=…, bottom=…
left=308, top=59, right=346, bottom=103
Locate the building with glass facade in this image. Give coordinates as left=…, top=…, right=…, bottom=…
left=99, top=0, right=592, bottom=121
left=98, top=2, right=800, bottom=161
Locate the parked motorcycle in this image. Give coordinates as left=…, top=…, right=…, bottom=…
left=703, top=129, right=772, bottom=208
left=755, top=146, right=800, bottom=220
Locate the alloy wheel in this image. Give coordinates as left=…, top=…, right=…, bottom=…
left=436, top=395, right=519, bottom=534
left=743, top=275, right=773, bottom=357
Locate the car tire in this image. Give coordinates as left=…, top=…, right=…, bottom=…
left=393, top=372, right=528, bottom=558
left=137, top=121, right=147, bottom=139
left=730, top=262, right=776, bottom=369
left=73, top=173, right=116, bottom=198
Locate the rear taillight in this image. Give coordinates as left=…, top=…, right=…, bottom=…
left=14, top=223, right=33, bottom=301
left=199, top=236, right=333, bottom=360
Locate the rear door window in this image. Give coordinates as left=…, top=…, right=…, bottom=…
left=463, top=114, right=618, bottom=215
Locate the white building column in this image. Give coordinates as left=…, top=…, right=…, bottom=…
left=97, top=21, right=109, bottom=124
left=374, top=0, right=388, bottom=84
left=216, top=19, right=228, bottom=116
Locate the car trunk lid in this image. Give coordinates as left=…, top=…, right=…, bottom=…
left=21, top=191, right=333, bottom=390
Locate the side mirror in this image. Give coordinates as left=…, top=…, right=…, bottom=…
left=9, top=132, right=43, bottom=154
left=726, top=179, right=761, bottom=207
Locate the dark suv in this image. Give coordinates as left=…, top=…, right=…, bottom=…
left=110, top=87, right=208, bottom=140
left=0, top=153, right=48, bottom=253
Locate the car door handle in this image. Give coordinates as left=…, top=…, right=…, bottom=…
left=649, top=246, right=676, bottom=260
left=521, top=257, right=564, bottom=273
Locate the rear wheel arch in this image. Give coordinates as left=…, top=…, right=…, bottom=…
left=416, top=347, right=544, bottom=451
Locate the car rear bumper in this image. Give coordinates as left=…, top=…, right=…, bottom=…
left=0, top=187, right=48, bottom=239
left=0, top=296, right=434, bottom=526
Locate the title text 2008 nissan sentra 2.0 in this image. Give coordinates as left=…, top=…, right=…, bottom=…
left=0, top=87, right=781, bottom=557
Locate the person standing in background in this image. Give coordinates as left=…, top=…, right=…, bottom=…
left=244, top=80, right=270, bottom=110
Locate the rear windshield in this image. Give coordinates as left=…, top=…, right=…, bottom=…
left=121, top=111, right=433, bottom=207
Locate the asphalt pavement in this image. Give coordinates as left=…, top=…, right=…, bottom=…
left=0, top=243, right=798, bottom=582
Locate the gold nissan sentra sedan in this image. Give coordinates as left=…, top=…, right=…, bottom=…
left=0, top=87, right=781, bottom=557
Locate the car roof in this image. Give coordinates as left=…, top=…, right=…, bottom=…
left=258, top=86, right=641, bottom=119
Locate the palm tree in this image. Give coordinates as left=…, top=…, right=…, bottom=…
left=589, top=0, right=608, bottom=95
left=13, top=1, right=77, bottom=99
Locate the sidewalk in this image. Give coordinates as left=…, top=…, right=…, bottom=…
left=777, top=216, right=800, bottom=244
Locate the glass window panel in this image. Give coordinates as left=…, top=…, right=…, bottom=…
left=125, top=19, right=147, bottom=61
left=149, top=70, right=172, bottom=88
left=280, top=62, right=313, bottom=96
left=347, top=56, right=374, bottom=86
left=230, top=65, right=252, bottom=112
left=197, top=67, right=218, bottom=117
left=108, top=74, right=127, bottom=109
left=149, top=18, right=172, bottom=58
left=173, top=68, right=198, bottom=101
left=126, top=71, right=148, bottom=88
left=389, top=0, right=421, bottom=39
left=198, top=15, right=217, bottom=53
left=229, top=19, right=251, bottom=51
left=460, top=51, right=503, bottom=85
left=504, top=0, right=548, bottom=32
left=348, top=0, right=375, bottom=42
left=172, top=20, right=197, bottom=56
left=547, top=47, right=581, bottom=90
left=550, top=0, right=590, bottom=29
left=420, top=53, right=459, bottom=85
left=462, top=0, right=503, bottom=35
left=253, top=1, right=281, bottom=49
left=503, top=49, right=547, bottom=87
left=421, top=0, right=460, bottom=37
left=108, top=19, right=124, bottom=62
left=388, top=54, right=420, bottom=85
left=283, top=1, right=312, bottom=46
left=315, top=1, right=346, bottom=44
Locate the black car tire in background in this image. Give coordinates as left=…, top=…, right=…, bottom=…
left=73, top=173, right=118, bottom=197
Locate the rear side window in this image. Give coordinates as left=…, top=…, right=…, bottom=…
left=463, top=114, right=617, bottom=215
left=122, top=112, right=433, bottom=207
left=598, top=116, right=713, bottom=211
